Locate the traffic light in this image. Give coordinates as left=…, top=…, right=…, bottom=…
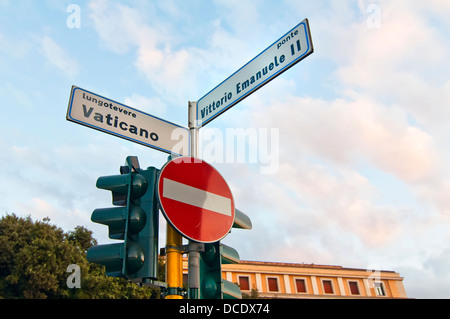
left=198, top=208, right=252, bottom=299
left=87, top=156, right=160, bottom=282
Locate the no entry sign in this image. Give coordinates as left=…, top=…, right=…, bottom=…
left=157, top=157, right=235, bottom=243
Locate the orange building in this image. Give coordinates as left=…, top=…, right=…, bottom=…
left=182, top=259, right=408, bottom=299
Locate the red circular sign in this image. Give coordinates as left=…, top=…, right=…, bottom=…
left=157, top=157, right=235, bottom=243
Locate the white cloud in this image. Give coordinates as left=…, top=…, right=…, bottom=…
left=80, top=2, right=450, bottom=298
left=1, top=82, right=34, bottom=110
left=2, top=0, right=450, bottom=298
left=88, top=0, right=291, bottom=107
left=212, top=0, right=263, bottom=36
left=252, top=95, right=439, bottom=184
left=89, top=0, right=208, bottom=103
left=255, top=161, right=404, bottom=248
left=124, top=93, right=167, bottom=117
left=334, top=1, right=450, bottom=131
left=244, top=0, right=450, bottom=218
left=218, top=1, right=450, bottom=291
left=16, top=198, right=91, bottom=233
left=37, top=35, right=79, bottom=77
left=16, top=198, right=57, bottom=222
left=88, top=0, right=152, bottom=54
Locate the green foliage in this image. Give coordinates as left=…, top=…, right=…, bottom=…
left=242, top=288, right=260, bottom=299
left=0, top=213, right=160, bottom=299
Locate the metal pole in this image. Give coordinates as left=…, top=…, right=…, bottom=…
left=188, top=101, right=201, bottom=299
left=165, top=224, right=183, bottom=299
left=164, top=151, right=184, bottom=299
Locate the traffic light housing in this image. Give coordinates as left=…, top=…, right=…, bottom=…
left=87, top=156, right=160, bottom=281
left=198, top=208, right=252, bottom=299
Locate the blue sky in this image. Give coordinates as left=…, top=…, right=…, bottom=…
left=1, top=0, right=450, bottom=298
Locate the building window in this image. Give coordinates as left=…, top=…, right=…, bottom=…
left=295, top=278, right=307, bottom=293
left=322, top=280, right=334, bottom=294
left=374, top=282, right=386, bottom=296
left=238, top=276, right=250, bottom=291
left=348, top=281, right=360, bottom=295
left=267, top=277, right=279, bottom=292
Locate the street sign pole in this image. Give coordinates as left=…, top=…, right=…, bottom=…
left=181, top=20, right=312, bottom=299
left=188, top=101, right=201, bottom=299
left=164, top=150, right=185, bottom=300
left=165, top=223, right=183, bottom=299
left=165, top=101, right=202, bottom=299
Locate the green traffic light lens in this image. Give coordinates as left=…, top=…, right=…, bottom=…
left=130, top=173, right=148, bottom=199
left=126, top=242, right=145, bottom=274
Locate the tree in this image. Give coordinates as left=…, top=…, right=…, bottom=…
left=0, top=214, right=160, bottom=299
left=242, top=288, right=260, bottom=299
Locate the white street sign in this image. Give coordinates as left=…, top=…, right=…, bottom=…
left=196, top=18, right=314, bottom=127
left=67, top=86, right=190, bottom=156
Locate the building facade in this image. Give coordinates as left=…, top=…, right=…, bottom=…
left=182, top=259, right=408, bottom=299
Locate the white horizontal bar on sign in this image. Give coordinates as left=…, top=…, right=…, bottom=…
left=162, top=178, right=232, bottom=217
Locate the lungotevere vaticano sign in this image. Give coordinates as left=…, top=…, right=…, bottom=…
left=157, top=157, right=235, bottom=243
left=67, top=86, right=190, bottom=156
